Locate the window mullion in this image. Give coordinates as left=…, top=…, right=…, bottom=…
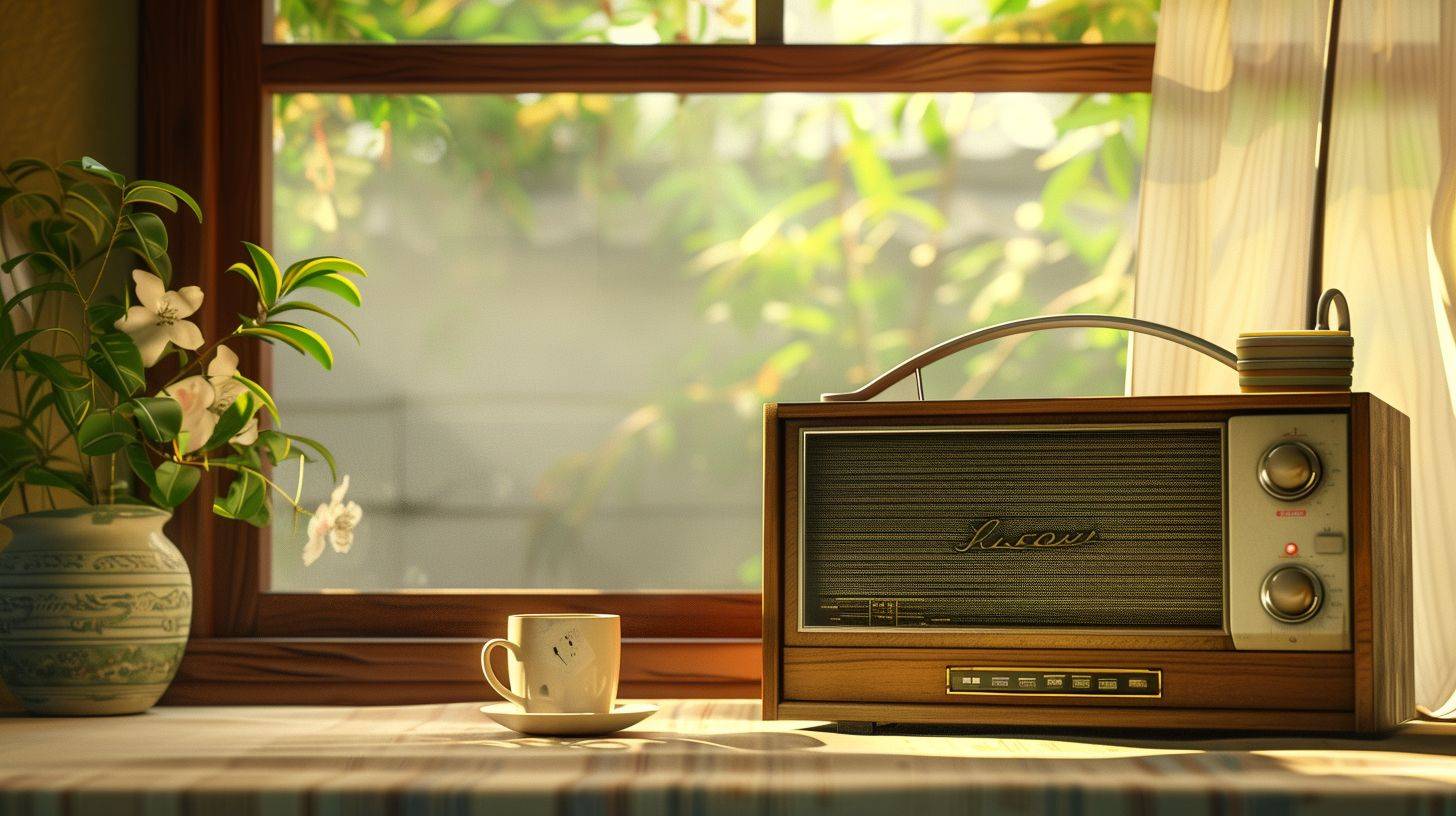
left=755, top=0, right=785, bottom=44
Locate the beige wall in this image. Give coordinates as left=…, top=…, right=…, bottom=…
left=0, top=0, right=138, bottom=518
left=0, top=0, right=138, bottom=173
left=0, top=0, right=138, bottom=709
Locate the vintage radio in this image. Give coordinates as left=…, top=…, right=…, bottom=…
left=761, top=312, right=1413, bottom=733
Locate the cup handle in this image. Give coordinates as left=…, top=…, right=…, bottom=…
left=480, top=638, right=527, bottom=707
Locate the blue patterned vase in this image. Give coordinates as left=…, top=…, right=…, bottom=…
left=0, top=506, right=191, bottom=715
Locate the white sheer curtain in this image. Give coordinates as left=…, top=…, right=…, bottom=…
left=1132, top=0, right=1456, bottom=711
left=1320, top=1, right=1456, bottom=714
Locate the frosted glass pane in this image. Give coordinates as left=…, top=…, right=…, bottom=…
left=267, top=91, right=1146, bottom=589
left=785, top=0, right=1157, bottom=44
left=270, top=0, right=752, bottom=43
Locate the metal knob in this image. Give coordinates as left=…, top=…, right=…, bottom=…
left=1261, top=565, right=1324, bottom=623
left=1258, top=441, right=1322, bottom=500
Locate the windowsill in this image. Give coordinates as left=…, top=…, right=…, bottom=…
left=158, top=637, right=761, bottom=704
left=2, top=699, right=1454, bottom=810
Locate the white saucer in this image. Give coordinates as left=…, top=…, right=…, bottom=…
left=480, top=702, right=659, bottom=736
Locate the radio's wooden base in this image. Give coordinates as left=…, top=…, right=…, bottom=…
left=782, top=646, right=1354, bottom=712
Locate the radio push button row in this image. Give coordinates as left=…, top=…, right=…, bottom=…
left=1261, top=565, right=1324, bottom=623
left=1258, top=441, right=1323, bottom=500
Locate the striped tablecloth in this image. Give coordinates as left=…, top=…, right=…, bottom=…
left=2, top=699, right=1456, bottom=814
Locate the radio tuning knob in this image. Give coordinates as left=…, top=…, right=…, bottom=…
left=1258, top=441, right=1322, bottom=500
left=1261, top=565, right=1324, bottom=623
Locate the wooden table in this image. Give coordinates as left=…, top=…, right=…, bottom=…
left=3, top=700, right=1456, bottom=814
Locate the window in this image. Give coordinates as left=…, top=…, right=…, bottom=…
left=140, top=0, right=1156, bottom=702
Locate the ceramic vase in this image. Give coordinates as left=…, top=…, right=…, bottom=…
left=0, top=506, right=191, bottom=715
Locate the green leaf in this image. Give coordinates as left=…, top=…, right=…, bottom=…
left=51, top=386, right=91, bottom=434
left=116, top=227, right=172, bottom=283
left=125, top=396, right=183, bottom=442
left=1041, top=152, right=1096, bottom=226
left=885, top=196, right=947, bottom=231
left=990, top=0, right=1030, bottom=17
left=124, top=210, right=169, bottom=259
left=284, top=432, right=337, bottom=483
left=242, top=242, right=282, bottom=307
left=124, top=179, right=202, bottom=221
left=0, top=427, right=35, bottom=458
left=151, top=460, right=201, bottom=509
left=3, top=190, right=61, bottom=216
left=1056, top=95, right=1130, bottom=135
left=202, top=391, right=257, bottom=450
left=20, top=350, right=89, bottom=391
left=0, top=327, right=76, bottom=371
left=238, top=322, right=333, bottom=370
left=844, top=121, right=895, bottom=198
left=281, top=255, right=367, bottom=294
left=0, top=431, right=34, bottom=507
left=87, top=301, right=126, bottom=333
left=242, top=499, right=272, bottom=528
left=118, top=211, right=172, bottom=283
left=1100, top=132, right=1136, bottom=200
left=1, top=250, right=66, bottom=276
left=267, top=301, right=360, bottom=343
left=213, top=469, right=267, bottom=522
left=3, top=282, right=74, bottom=324
left=24, top=467, right=91, bottom=501
left=0, top=429, right=39, bottom=481
left=5, top=157, right=57, bottom=183
left=121, top=185, right=177, bottom=213
left=76, top=156, right=125, bottom=187
left=226, top=261, right=262, bottom=294
left=257, top=429, right=292, bottom=463
left=26, top=218, right=78, bottom=266
left=919, top=100, right=950, bottom=159
left=289, top=272, right=362, bottom=307
left=77, top=410, right=136, bottom=455
left=22, top=386, right=52, bottom=425
left=63, top=182, right=113, bottom=243
left=124, top=444, right=158, bottom=493
left=86, top=333, right=145, bottom=396
left=233, top=372, right=280, bottom=424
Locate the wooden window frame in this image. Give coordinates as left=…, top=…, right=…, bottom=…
left=137, top=0, right=1154, bottom=704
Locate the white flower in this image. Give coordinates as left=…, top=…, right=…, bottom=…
left=114, top=270, right=205, bottom=367
left=303, top=476, right=362, bottom=566
left=161, top=347, right=259, bottom=453
left=165, top=376, right=215, bottom=453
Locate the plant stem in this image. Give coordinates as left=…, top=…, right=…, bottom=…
left=207, top=460, right=312, bottom=516
left=86, top=199, right=127, bottom=302
left=161, top=334, right=238, bottom=389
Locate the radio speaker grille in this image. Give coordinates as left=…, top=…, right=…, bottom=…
left=801, top=426, right=1225, bottom=629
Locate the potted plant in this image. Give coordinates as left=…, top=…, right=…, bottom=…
left=0, top=157, right=364, bottom=715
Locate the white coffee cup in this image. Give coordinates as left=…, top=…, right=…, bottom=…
left=480, top=613, right=621, bottom=714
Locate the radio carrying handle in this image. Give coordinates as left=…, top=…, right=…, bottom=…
left=820, top=314, right=1239, bottom=402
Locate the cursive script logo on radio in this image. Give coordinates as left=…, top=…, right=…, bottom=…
left=953, top=519, right=1100, bottom=553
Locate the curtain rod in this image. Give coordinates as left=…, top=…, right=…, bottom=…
left=1306, top=0, right=1344, bottom=328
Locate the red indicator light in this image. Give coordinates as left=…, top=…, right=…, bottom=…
left=1284, top=542, right=1299, bottom=556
